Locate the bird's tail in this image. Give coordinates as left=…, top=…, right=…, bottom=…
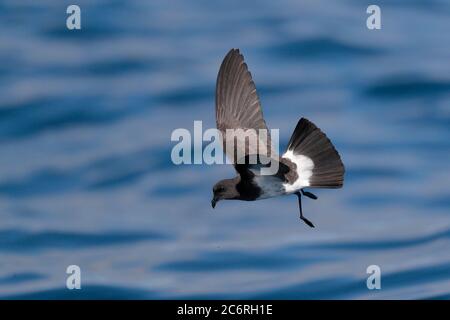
left=286, top=118, right=345, bottom=188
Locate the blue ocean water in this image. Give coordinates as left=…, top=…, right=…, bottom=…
left=0, top=0, right=449, bottom=299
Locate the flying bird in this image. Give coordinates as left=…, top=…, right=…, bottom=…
left=211, top=49, right=345, bottom=227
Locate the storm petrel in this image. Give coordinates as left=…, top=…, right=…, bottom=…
left=211, top=49, right=345, bottom=227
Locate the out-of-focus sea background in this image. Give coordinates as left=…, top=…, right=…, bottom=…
left=0, top=0, right=449, bottom=299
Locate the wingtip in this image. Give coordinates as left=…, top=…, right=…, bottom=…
left=222, top=48, right=244, bottom=66
left=225, top=48, right=238, bottom=56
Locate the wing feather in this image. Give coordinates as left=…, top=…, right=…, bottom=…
left=215, top=49, right=275, bottom=166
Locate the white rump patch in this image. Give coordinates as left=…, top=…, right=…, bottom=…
left=282, top=150, right=314, bottom=193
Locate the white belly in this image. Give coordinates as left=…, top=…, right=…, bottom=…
left=253, top=175, right=286, bottom=199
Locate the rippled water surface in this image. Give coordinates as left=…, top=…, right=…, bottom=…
left=0, top=0, right=449, bottom=299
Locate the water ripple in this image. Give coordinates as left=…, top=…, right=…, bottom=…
left=155, top=249, right=330, bottom=272
left=0, top=229, right=170, bottom=252
left=0, top=146, right=172, bottom=197
left=366, top=77, right=450, bottom=98
left=0, top=0, right=449, bottom=299
left=0, top=272, right=45, bottom=285
left=306, top=227, right=450, bottom=251
left=272, top=37, right=382, bottom=59
left=3, top=285, right=155, bottom=300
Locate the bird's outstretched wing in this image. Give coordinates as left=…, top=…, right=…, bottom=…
left=215, top=49, right=276, bottom=168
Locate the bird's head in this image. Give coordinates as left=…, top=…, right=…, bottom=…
left=211, top=179, right=239, bottom=208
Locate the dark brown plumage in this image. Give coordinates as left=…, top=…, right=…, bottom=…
left=215, top=49, right=275, bottom=164
left=212, top=48, right=345, bottom=227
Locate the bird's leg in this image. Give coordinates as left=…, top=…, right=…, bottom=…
left=301, top=189, right=317, bottom=200
left=295, top=192, right=315, bottom=228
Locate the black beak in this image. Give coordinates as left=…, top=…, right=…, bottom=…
left=211, top=198, right=217, bottom=208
